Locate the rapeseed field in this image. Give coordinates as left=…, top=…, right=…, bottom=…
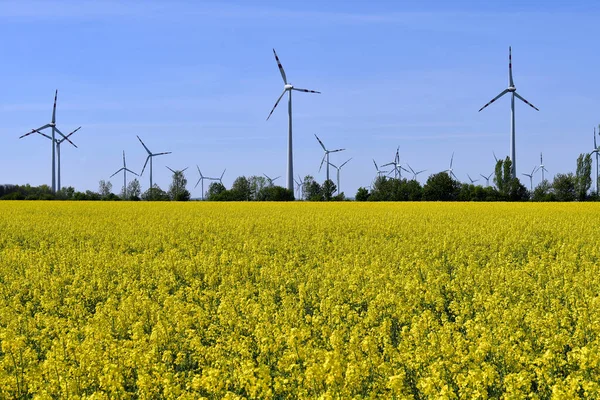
left=1, top=202, right=600, bottom=398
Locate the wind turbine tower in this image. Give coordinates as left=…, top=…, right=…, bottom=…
left=194, top=166, right=214, bottom=201
left=110, top=151, right=139, bottom=199
left=592, top=126, right=600, bottom=193
left=521, top=166, right=538, bottom=191
left=382, top=147, right=409, bottom=179
left=444, top=152, right=458, bottom=180
left=538, top=152, right=548, bottom=182
left=267, top=49, right=321, bottom=192
left=138, top=135, right=171, bottom=190
left=479, top=47, right=539, bottom=179
left=328, top=158, right=352, bottom=194
left=32, top=126, right=81, bottom=191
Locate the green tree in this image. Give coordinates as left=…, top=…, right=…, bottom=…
left=423, top=172, right=461, bottom=201
left=98, top=180, right=113, bottom=199
left=552, top=173, right=576, bottom=202
left=142, top=184, right=169, bottom=201
left=355, top=187, right=370, bottom=201
left=575, top=153, right=592, bottom=200
left=206, top=182, right=227, bottom=200
left=231, top=176, right=252, bottom=201
left=322, top=179, right=337, bottom=201
left=302, top=175, right=323, bottom=201
left=532, top=180, right=554, bottom=201
left=168, top=170, right=191, bottom=201
left=126, top=179, right=142, bottom=200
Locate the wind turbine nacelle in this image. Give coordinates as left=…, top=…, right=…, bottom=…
left=284, top=84, right=293, bottom=90
left=508, top=86, right=516, bottom=92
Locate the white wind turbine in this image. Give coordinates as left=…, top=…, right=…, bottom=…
left=138, top=135, right=171, bottom=190
left=538, top=152, right=548, bottom=182
left=327, top=158, right=352, bottom=194
left=32, top=125, right=81, bottom=191
left=18, top=90, right=80, bottom=193
left=406, top=164, right=426, bottom=181
left=382, top=147, right=409, bottom=180
left=194, top=166, right=214, bottom=201
left=110, top=151, right=139, bottom=199
left=467, top=174, right=479, bottom=185
left=373, top=159, right=389, bottom=177
left=480, top=172, right=493, bottom=187
left=267, top=49, right=320, bottom=192
left=521, top=166, right=538, bottom=191
left=263, top=173, right=281, bottom=186
left=444, top=152, right=458, bottom=180
left=479, top=47, right=539, bottom=179
left=592, top=126, right=600, bottom=193
left=314, top=134, right=344, bottom=182
left=293, top=175, right=302, bottom=199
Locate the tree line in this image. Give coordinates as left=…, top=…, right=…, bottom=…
left=1, top=153, right=596, bottom=202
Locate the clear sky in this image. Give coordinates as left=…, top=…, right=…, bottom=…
left=1, top=0, right=600, bottom=197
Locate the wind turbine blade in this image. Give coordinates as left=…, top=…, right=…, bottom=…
left=197, top=165, right=203, bottom=178
left=272, top=49, right=288, bottom=84
left=329, top=148, right=345, bottom=153
left=54, top=127, right=78, bottom=148
left=407, top=164, right=415, bottom=175
left=20, top=124, right=52, bottom=138
left=381, top=162, right=394, bottom=168
left=493, top=152, right=498, bottom=162
left=124, top=168, right=139, bottom=176
left=450, top=152, right=454, bottom=169
left=340, top=158, right=352, bottom=168
left=137, top=135, right=152, bottom=155
left=400, top=166, right=410, bottom=173
left=319, top=154, right=326, bottom=172
left=273, top=176, right=280, bottom=181
left=373, top=159, right=378, bottom=171
left=291, top=87, right=321, bottom=94
left=122, top=151, right=126, bottom=167
left=220, top=169, right=226, bottom=180
left=59, top=126, right=81, bottom=145
left=314, top=134, right=327, bottom=151
left=328, top=162, right=338, bottom=169
left=141, top=155, right=151, bottom=176
left=166, top=166, right=176, bottom=173
left=194, top=178, right=201, bottom=189
left=52, top=90, right=57, bottom=124
left=182, top=167, right=189, bottom=173
left=154, top=151, right=171, bottom=156
left=110, top=168, right=124, bottom=178
left=480, top=174, right=487, bottom=180
left=514, top=92, right=539, bottom=111
left=35, top=130, right=53, bottom=140
left=266, top=89, right=286, bottom=121
left=509, top=46, right=514, bottom=87
left=595, top=127, right=597, bottom=149
left=478, top=89, right=510, bottom=112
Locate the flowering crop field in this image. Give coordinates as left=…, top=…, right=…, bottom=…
left=1, top=202, right=600, bottom=398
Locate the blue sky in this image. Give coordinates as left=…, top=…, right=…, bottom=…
left=1, top=0, right=600, bottom=197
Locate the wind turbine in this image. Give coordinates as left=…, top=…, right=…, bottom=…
left=138, top=135, right=171, bottom=191
left=406, top=164, right=426, bottom=181
left=479, top=47, right=539, bottom=179
left=267, top=49, right=320, bottom=192
left=538, top=152, right=548, bottom=182
left=293, top=175, right=302, bottom=199
left=33, top=126, right=81, bottom=191
left=467, top=174, right=479, bottom=185
left=327, top=158, right=352, bottom=194
left=194, top=166, right=213, bottom=200
left=521, top=166, right=538, bottom=191
left=212, top=169, right=226, bottom=185
left=315, top=134, right=344, bottom=182
left=18, top=90, right=79, bottom=193
left=110, top=151, right=139, bottom=199
left=373, top=159, right=389, bottom=177
left=382, top=147, right=409, bottom=179
left=444, top=152, right=458, bottom=180
left=263, top=173, right=281, bottom=186
left=480, top=172, right=493, bottom=187
left=592, top=126, right=600, bottom=192
left=166, top=166, right=189, bottom=174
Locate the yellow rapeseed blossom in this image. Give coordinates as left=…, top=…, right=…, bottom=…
left=1, top=201, right=600, bottom=398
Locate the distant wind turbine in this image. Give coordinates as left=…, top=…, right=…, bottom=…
left=110, top=151, right=139, bottom=199
left=521, top=166, right=538, bottom=191
left=382, top=147, right=409, bottom=180
left=406, top=164, right=426, bottom=181
left=18, top=90, right=80, bottom=193
left=538, top=152, right=548, bottom=182
left=479, top=47, right=539, bottom=179
left=194, top=166, right=213, bottom=201
left=212, top=169, right=226, bottom=184
left=444, top=152, right=458, bottom=180
left=293, top=175, right=303, bottom=199
left=263, top=173, right=281, bottom=186
left=327, top=158, right=352, bottom=194
left=467, top=174, right=479, bottom=185
left=592, top=126, right=600, bottom=192
left=315, top=134, right=344, bottom=182
left=33, top=125, right=81, bottom=191
left=480, top=172, right=493, bottom=187
left=138, top=135, right=171, bottom=191
left=373, top=159, right=389, bottom=178
left=267, top=49, right=320, bottom=192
